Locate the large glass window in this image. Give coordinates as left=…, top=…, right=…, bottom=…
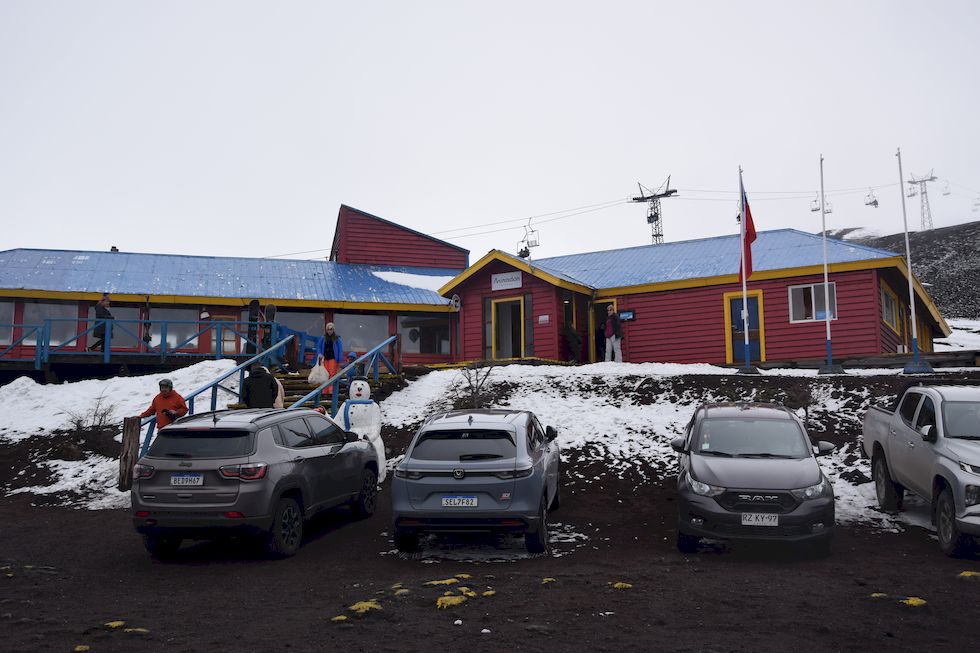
left=101, top=305, right=142, bottom=349
left=147, top=308, right=200, bottom=349
left=0, top=301, right=13, bottom=345
left=23, top=301, right=78, bottom=346
left=398, top=315, right=450, bottom=355
left=789, top=282, right=837, bottom=322
left=333, top=313, right=390, bottom=354
left=276, top=310, right=325, bottom=337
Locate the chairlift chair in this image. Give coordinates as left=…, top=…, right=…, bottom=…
left=906, top=185, right=917, bottom=198
left=809, top=195, right=821, bottom=212
left=864, top=189, right=879, bottom=208
left=942, top=182, right=951, bottom=196
left=825, top=201, right=833, bottom=214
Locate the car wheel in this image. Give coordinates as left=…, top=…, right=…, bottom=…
left=525, top=495, right=550, bottom=554
left=872, top=453, right=904, bottom=512
left=351, top=468, right=378, bottom=519
left=936, top=487, right=970, bottom=557
left=264, top=496, right=303, bottom=558
left=548, top=485, right=561, bottom=512
left=143, top=535, right=182, bottom=559
left=394, top=530, right=420, bottom=553
left=676, top=531, right=700, bottom=554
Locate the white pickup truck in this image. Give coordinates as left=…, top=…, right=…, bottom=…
left=862, top=382, right=980, bottom=556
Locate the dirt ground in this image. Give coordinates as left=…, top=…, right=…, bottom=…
left=3, top=372, right=980, bottom=652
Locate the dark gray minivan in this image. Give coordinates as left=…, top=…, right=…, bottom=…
left=672, top=402, right=837, bottom=554
left=132, top=408, right=379, bottom=558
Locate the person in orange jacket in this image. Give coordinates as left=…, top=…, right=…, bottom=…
left=138, top=378, right=188, bottom=428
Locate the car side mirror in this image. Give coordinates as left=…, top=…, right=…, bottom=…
left=670, top=437, right=687, bottom=454
left=919, top=424, right=937, bottom=443
left=546, top=426, right=557, bottom=442
left=815, top=441, right=836, bottom=456
left=345, top=431, right=359, bottom=443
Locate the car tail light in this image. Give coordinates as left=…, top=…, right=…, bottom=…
left=134, top=464, right=154, bottom=479
left=218, top=462, right=268, bottom=481
left=223, top=511, right=245, bottom=519
left=135, top=511, right=150, bottom=518
left=394, top=468, right=423, bottom=480
left=495, top=466, right=533, bottom=480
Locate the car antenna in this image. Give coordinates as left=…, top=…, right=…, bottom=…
left=213, top=411, right=219, bottom=426
left=468, top=415, right=473, bottom=425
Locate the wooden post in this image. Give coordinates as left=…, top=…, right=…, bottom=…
left=118, top=416, right=141, bottom=491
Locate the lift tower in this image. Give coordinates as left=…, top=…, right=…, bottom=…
left=907, top=170, right=938, bottom=231
left=632, top=176, right=677, bottom=244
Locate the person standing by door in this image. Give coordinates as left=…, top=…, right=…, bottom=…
left=604, top=304, right=624, bottom=363
left=88, top=294, right=113, bottom=352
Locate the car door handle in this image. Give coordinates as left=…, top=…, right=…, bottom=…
left=890, top=429, right=897, bottom=436
left=906, top=441, right=915, bottom=448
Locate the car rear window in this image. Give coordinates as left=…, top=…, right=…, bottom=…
left=147, top=429, right=255, bottom=458
left=410, top=429, right=516, bottom=461
left=693, top=418, right=810, bottom=458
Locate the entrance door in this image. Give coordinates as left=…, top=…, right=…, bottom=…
left=589, top=300, right=617, bottom=362
left=726, top=292, right=764, bottom=364
left=492, top=298, right=524, bottom=359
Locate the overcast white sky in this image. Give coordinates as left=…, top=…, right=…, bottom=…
left=1, top=1, right=977, bottom=264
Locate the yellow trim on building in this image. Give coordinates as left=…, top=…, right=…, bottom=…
left=438, top=250, right=593, bottom=296
left=880, top=281, right=902, bottom=336
left=722, top=290, right=766, bottom=365
left=490, top=295, right=525, bottom=360
left=0, top=289, right=454, bottom=313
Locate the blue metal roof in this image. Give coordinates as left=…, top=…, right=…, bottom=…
left=533, top=229, right=898, bottom=289
left=0, top=249, right=458, bottom=305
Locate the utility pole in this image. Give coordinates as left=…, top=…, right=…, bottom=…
left=907, top=170, right=938, bottom=231
left=631, top=176, right=677, bottom=244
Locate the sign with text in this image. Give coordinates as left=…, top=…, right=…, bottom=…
left=491, top=271, right=522, bottom=292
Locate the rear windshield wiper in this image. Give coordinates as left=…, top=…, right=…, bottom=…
left=459, top=453, right=504, bottom=460
left=697, top=450, right=734, bottom=457
left=162, top=452, right=193, bottom=458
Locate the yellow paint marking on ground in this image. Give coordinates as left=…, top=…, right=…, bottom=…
left=455, top=573, right=472, bottom=579
left=958, top=571, right=979, bottom=578
left=390, top=582, right=404, bottom=589
left=425, top=578, right=460, bottom=586
left=482, top=590, right=496, bottom=597
left=900, top=597, right=927, bottom=607
left=124, top=627, right=150, bottom=634
left=437, top=595, right=468, bottom=609
left=611, top=582, right=633, bottom=590
left=331, top=615, right=349, bottom=622
left=869, top=593, right=888, bottom=598
left=349, top=600, right=383, bottom=614
left=394, top=588, right=411, bottom=596
left=104, top=621, right=126, bottom=629
left=541, top=577, right=557, bottom=584
left=73, top=646, right=90, bottom=652
left=443, top=590, right=456, bottom=596
left=458, top=587, right=477, bottom=598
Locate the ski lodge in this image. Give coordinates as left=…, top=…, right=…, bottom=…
left=0, top=204, right=952, bottom=376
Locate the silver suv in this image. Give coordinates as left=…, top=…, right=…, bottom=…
left=391, top=409, right=561, bottom=554
left=131, top=408, right=379, bottom=559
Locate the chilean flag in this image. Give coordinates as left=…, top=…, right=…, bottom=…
left=738, top=178, right=757, bottom=284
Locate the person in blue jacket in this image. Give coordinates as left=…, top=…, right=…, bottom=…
left=315, top=322, right=344, bottom=396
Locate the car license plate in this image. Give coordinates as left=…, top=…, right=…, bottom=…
left=741, top=512, right=778, bottom=526
left=170, top=473, right=203, bottom=486
left=442, top=496, right=478, bottom=507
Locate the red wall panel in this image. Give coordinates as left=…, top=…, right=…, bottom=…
left=333, top=206, right=468, bottom=269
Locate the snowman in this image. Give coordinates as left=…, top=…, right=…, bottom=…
left=338, top=378, right=386, bottom=482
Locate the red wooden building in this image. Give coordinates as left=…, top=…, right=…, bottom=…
left=439, top=229, right=950, bottom=366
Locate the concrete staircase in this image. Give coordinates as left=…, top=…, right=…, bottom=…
left=226, top=368, right=405, bottom=411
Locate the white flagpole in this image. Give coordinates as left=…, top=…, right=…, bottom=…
left=818, top=154, right=839, bottom=374
left=739, top=167, right=750, bottom=370
left=896, top=148, right=931, bottom=373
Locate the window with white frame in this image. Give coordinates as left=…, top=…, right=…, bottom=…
left=880, top=284, right=901, bottom=333
left=789, top=282, right=837, bottom=322
left=0, top=301, right=13, bottom=345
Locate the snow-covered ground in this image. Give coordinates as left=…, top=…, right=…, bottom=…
left=2, top=320, right=978, bottom=537
left=935, top=318, right=980, bottom=351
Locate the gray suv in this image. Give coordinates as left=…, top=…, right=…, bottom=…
left=391, top=409, right=560, bottom=554
left=672, top=402, right=837, bottom=554
left=131, top=408, right=379, bottom=559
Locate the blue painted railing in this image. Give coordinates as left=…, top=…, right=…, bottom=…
left=0, top=318, right=297, bottom=370
left=137, top=335, right=295, bottom=457
left=287, top=335, right=398, bottom=417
